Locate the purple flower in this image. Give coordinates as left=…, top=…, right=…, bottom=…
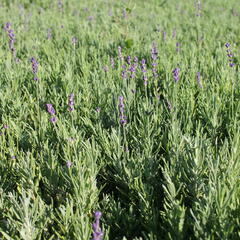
left=4, top=22, right=11, bottom=31
left=50, top=116, right=57, bottom=123
left=126, top=56, right=131, bottom=65
left=225, top=43, right=235, bottom=67
left=72, top=37, right=78, bottom=45
left=4, top=22, right=18, bottom=60
left=88, top=16, right=94, bottom=21
left=225, top=43, right=230, bottom=48
left=172, top=68, right=180, bottom=82
left=118, top=96, right=127, bottom=125
left=68, top=93, right=74, bottom=112
left=31, top=57, right=39, bottom=81
left=151, top=42, right=158, bottom=78
left=121, top=65, right=127, bottom=79
left=96, top=107, right=101, bottom=113
left=46, top=104, right=56, bottom=115
left=118, top=46, right=123, bottom=61
left=151, top=42, right=158, bottom=60
left=129, top=63, right=137, bottom=79
left=134, top=56, right=138, bottom=64
left=141, top=59, right=148, bottom=85
left=0, top=124, right=9, bottom=136
left=66, top=160, right=72, bottom=168
left=176, top=42, right=181, bottom=53
left=92, top=211, right=104, bottom=240
left=110, top=57, right=115, bottom=68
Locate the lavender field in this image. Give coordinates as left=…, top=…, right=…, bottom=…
left=0, top=0, right=240, bottom=239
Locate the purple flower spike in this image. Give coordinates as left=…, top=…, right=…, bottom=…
left=151, top=42, right=158, bottom=60
left=50, top=116, right=57, bottom=123
left=176, top=42, right=181, bottom=53
left=4, top=22, right=11, bottom=31
left=225, top=43, right=235, bottom=67
left=92, top=211, right=103, bottom=240
left=110, top=57, right=115, bottom=68
left=95, top=211, right=102, bottom=219
left=151, top=42, right=158, bottom=78
left=46, top=103, right=57, bottom=123
left=66, top=160, right=72, bottom=168
left=141, top=59, right=148, bottom=85
left=126, top=56, right=131, bottom=65
left=172, top=68, right=180, bottom=82
left=72, top=37, right=78, bottom=45
left=4, top=22, right=18, bottom=60
left=46, top=104, right=56, bottom=115
left=118, top=96, right=127, bottom=125
left=68, top=93, right=75, bottom=112
left=225, top=43, right=230, bottom=48
left=121, top=65, right=127, bottom=79
left=31, top=57, right=39, bottom=81
left=118, top=46, right=123, bottom=61
left=129, top=62, right=137, bottom=79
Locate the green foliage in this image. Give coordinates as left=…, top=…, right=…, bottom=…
left=0, top=0, right=240, bottom=239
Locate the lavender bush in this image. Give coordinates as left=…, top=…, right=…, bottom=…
left=0, top=0, right=240, bottom=240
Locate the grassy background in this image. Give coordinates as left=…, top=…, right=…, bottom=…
left=0, top=0, right=240, bottom=239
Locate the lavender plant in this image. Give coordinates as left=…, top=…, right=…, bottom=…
left=46, top=103, right=57, bottom=123
left=172, top=68, right=180, bottom=82
left=92, top=211, right=104, bottom=240
left=4, top=22, right=18, bottom=61
left=141, top=59, right=148, bottom=85
left=31, top=57, right=39, bottom=81
left=151, top=42, right=158, bottom=78
left=68, top=93, right=75, bottom=112
left=118, top=96, right=127, bottom=125
left=0, top=1, right=240, bottom=240
left=225, top=43, right=235, bottom=67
